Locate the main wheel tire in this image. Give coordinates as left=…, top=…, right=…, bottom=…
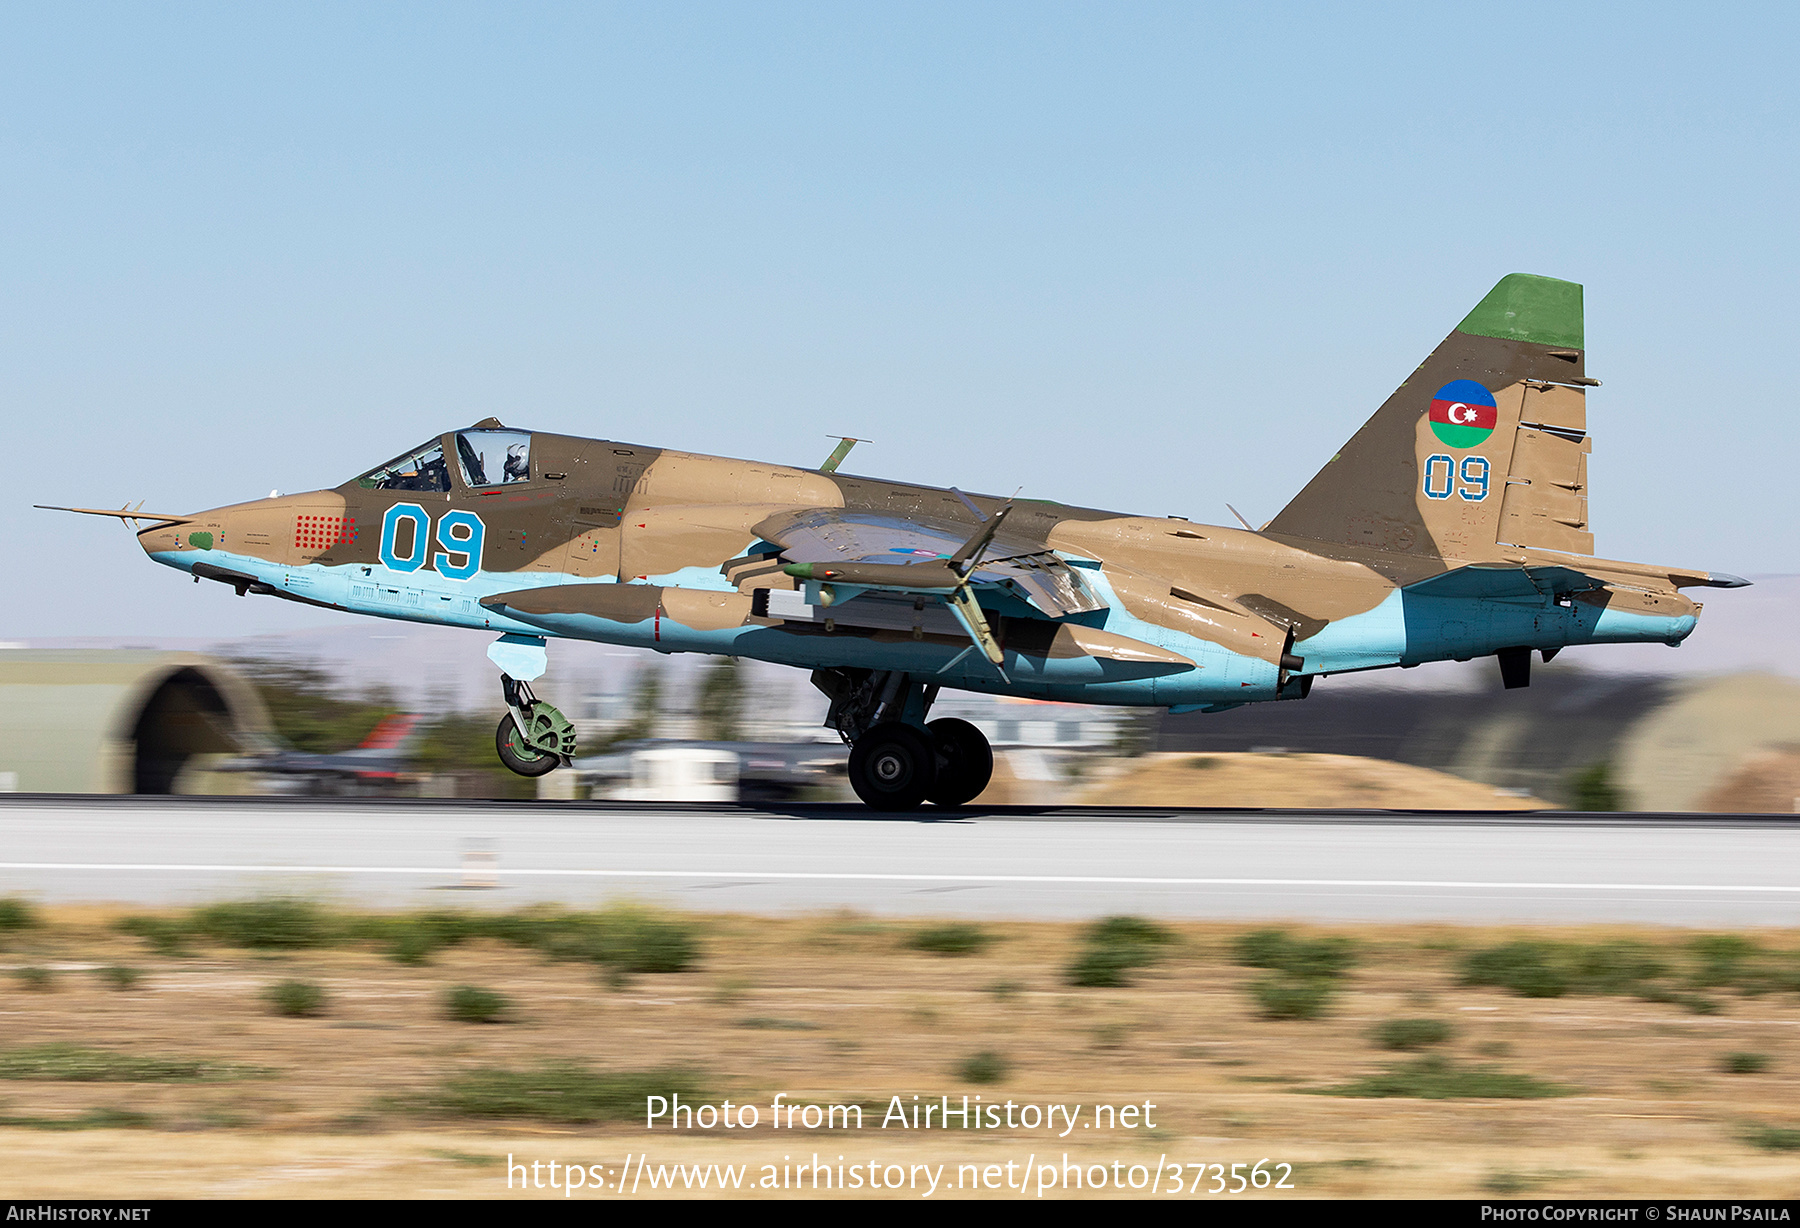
left=496, top=714, right=560, bottom=778
left=925, top=717, right=994, bottom=807
left=848, top=722, right=938, bottom=811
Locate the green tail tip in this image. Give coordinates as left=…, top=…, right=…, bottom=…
left=1457, top=274, right=1584, bottom=350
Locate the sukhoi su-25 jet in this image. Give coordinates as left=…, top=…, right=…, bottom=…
left=47, top=275, right=1747, bottom=809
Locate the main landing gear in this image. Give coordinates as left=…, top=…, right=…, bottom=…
left=489, top=634, right=578, bottom=779
left=814, top=669, right=994, bottom=812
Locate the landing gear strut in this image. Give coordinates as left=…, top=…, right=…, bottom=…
left=814, top=669, right=994, bottom=811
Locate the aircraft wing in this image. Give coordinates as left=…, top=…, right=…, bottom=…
left=752, top=508, right=1108, bottom=617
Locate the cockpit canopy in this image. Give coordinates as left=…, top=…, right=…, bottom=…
left=354, top=429, right=533, bottom=492
left=356, top=439, right=451, bottom=492
left=455, top=429, right=533, bottom=487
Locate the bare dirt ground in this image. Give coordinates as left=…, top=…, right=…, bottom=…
left=1071, top=752, right=1555, bottom=810
left=1, top=905, right=1797, bottom=1200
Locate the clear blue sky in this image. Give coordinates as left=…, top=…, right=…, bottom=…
left=5, top=2, right=1795, bottom=638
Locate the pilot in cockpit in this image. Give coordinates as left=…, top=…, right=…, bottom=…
left=503, top=444, right=530, bottom=483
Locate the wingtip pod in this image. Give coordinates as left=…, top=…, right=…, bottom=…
left=1700, top=572, right=1753, bottom=589
left=1456, top=273, right=1584, bottom=350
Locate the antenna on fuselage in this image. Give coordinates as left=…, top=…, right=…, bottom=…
left=819, top=436, right=870, bottom=473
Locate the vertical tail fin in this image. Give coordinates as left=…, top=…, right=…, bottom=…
left=357, top=714, right=424, bottom=751
left=1265, top=274, right=1595, bottom=560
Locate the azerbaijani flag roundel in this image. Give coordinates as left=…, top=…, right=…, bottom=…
left=1427, top=379, right=1498, bottom=449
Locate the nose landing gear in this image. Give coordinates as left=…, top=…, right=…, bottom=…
left=496, top=673, right=578, bottom=778
left=814, top=668, right=994, bottom=811
left=487, top=633, right=577, bottom=779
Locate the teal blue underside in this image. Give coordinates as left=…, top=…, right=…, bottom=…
left=149, top=549, right=1696, bottom=709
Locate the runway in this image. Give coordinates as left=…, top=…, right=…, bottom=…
left=4, top=796, right=1800, bottom=926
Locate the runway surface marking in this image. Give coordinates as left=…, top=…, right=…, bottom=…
left=3, top=862, right=1796, bottom=893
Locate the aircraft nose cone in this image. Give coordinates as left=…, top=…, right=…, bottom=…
left=137, top=518, right=197, bottom=559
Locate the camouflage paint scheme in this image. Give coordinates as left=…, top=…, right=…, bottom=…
left=84, top=276, right=1743, bottom=716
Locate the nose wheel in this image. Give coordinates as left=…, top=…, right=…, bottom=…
left=496, top=712, right=562, bottom=777
left=495, top=673, right=577, bottom=778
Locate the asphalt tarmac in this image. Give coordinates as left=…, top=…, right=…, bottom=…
left=3, top=796, right=1799, bottom=926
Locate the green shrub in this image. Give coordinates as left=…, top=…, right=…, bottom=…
left=1743, top=1125, right=1800, bottom=1152
left=1445, top=932, right=1800, bottom=1005
left=1568, top=762, right=1621, bottom=811
left=428, top=1065, right=702, bottom=1124
left=1689, top=934, right=1761, bottom=989
left=533, top=909, right=701, bottom=973
left=956, top=1051, right=1009, bottom=1084
left=1084, top=916, right=1174, bottom=948
left=96, top=966, right=141, bottom=991
left=193, top=899, right=336, bottom=949
left=14, top=967, right=54, bottom=992
left=1063, top=915, right=1175, bottom=988
left=116, top=902, right=707, bottom=974
left=388, top=925, right=438, bottom=966
left=0, top=1043, right=266, bottom=1082
left=0, top=898, right=41, bottom=932
left=445, top=985, right=510, bottom=1024
left=0, top=1106, right=156, bottom=1131
left=1232, top=928, right=1355, bottom=979
left=1460, top=941, right=1570, bottom=997
left=1249, top=975, right=1334, bottom=1020
left=906, top=924, right=994, bottom=956
left=265, top=980, right=327, bottom=1018
left=115, top=916, right=192, bottom=957
left=1571, top=943, right=1668, bottom=994
left=1232, top=928, right=1292, bottom=968
left=1372, top=1018, right=1453, bottom=1050
left=1064, top=944, right=1145, bottom=988
left=1689, top=934, right=1759, bottom=962
left=1720, top=1051, right=1771, bottom=1074
left=1315, top=1057, right=1573, bottom=1100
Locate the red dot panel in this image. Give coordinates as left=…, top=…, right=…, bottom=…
left=293, top=515, right=358, bottom=552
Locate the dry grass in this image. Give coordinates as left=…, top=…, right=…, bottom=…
left=0, top=904, right=1797, bottom=1198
